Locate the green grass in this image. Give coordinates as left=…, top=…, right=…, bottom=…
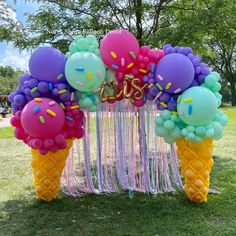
left=0, top=126, right=14, bottom=138
left=0, top=108, right=236, bottom=235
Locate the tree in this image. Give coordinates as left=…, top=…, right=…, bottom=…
left=0, top=66, right=23, bottom=96
left=0, top=0, right=235, bottom=105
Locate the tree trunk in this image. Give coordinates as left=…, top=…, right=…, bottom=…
left=230, top=82, right=236, bottom=106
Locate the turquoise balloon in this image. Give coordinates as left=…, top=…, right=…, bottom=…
left=164, top=136, right=176, bottom=144
left=155, top=116, right=164, bottom=126
left=65, top=52, right=106, bottom=92
left=163, top=120, right=175, bottom=130
left=177, top=86, right=218, bottom=126
left=195, top=126, right=207, bottom=137
left=170, top=127, right=181, bottom=139
left=205, top=74, right=217, bottom=87
left=212, top=121, right=223, bottom=139
left=155, top=126, right=168, bottom=137
left=160, top=110, right=171, bottom=120
left=181, top=128, right=188, bottom=136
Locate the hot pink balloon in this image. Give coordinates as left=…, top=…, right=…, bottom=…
left=21, top=98, right=65, bottom=138
left=100, top=29, right=139, bottom=72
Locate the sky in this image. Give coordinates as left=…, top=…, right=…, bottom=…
left=0, top=0, right=40, bottom=71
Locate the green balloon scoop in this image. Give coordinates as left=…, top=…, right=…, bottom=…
left=155, top=72, right=228, bottom=143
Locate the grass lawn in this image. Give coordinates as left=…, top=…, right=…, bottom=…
left=0, top=108, right=236, bottom=236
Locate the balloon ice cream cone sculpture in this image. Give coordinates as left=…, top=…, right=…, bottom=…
left=154, top=70, right=228, bottom=203
left=9, top=30, right=228, bottom=203
left=9, top=48, right=87, bottom=201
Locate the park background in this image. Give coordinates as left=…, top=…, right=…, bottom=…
left=0, top=0, right=236, bottom=235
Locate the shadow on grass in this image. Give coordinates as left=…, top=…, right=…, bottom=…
left=0, top=156, right=236, bottom=236
left=1, top=188, right=236, bottom=236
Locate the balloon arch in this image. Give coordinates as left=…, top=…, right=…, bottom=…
left=9, top=30, right=228, bottom=203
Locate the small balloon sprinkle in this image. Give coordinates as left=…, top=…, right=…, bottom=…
left=148, top=83, right=154, bottom=88
left=48, top=83, right=53, bottom=91
left=58, top=89, right=67, bottom=94
left=139, top=69, right=147, bottom=74
left=177, top=95, right=181, bottom=103
left=178, top=107, right=183, bottom=115
left=34, top=98, right=42, bottom=102
left=66, top=116, right=74, bottom=121
left=112, top=64, right=119, bottom=69
left=129, top=51, right=136, bottom=59
left=71, top=105, right=80, bottom=109
left=171, top=111, right=178, bottom=115
left=39, top=116, right=45, bottom=124
left=33, top=106, right=40, bottom=113
left=183, top=97, right=193, bottom=103
left=31, top=87, right=38, bottom=94
left=151, top=64, right=155, bottom=73
left=70, top=92, right=74, bottom=101
left=88, top=71, right=92, bottom=81
left=125, top=74, right=134, bottom=79
left=60, top=103, right=65, bottom=109
left=75, top=67, right=84, bottom=72
left=188, top=104, right=193, bottom=115
left=127, top=63, right=134, bottom=69
left=49, top=101, right=56, bottom=106
left=160, top=102, right=167, bottom=108
left=166, top=82, right=172, bottom=90
left=46, top=109, right=56, bottom=117
left=110, top=51, right=117, bottom=59
left=174, top=88, right=181, bottom=93
left=57, top=73, right=63, bottom=80
left=156, top=83, right=163, bottom=90
left=157, top=75, right=164, bottom=81
left=76, top=81, right=84, bottom=86
left=154, top=91, right=162, bottom=102
left=97, top=71, right=103, bottom=79
left=121, top=58, right=125, bottom=66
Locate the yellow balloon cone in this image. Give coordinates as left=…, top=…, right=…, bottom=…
left=176, top=137, right=214, bottom=203
left=31, top=139, right=74, bottom=202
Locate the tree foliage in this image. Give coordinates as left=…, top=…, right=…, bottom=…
left=0, top=66, right=23, bottom=95
left=0, top=0, right=235, bottom=104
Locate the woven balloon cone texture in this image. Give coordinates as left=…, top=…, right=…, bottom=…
left=31, top=139, right=74, bottom=202
left=176, top=138, right=214, bottom=203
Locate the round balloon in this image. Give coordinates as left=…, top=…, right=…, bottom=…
left=177, top=86, right=218, bottom=126
left=65, top=51, right=106, bottom=92
left=29, top=47, right=67, bottom=83
left=100, top=29, right=139, bottom=72
left=155, top=53, right=194, bottom=94
left=21, top=98, right=65, bottom=138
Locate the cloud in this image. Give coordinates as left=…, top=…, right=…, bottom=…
left=0, top=43, right=30, bottom=71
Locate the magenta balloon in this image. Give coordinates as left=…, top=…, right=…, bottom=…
left=29, top=47, right=66, bottom=83
left=155, top=53, right=194, bottom=94
left=21, top=98, right=65, bottom=138
left=100, top=29, right=139, bottom=72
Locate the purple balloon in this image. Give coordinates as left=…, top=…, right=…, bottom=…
left=160, top=93, right=170, bottom=103
left=29, top=47, right=66, bottom=83
left=14, top=94, right=26, bottom=106
left=155, top=53, right=194, bottom=94
left=19, top=74, right=31, bottom=86
left=38, top=81, right=49, bottom=93
left=28, top=79, right=38, bottom=88
left=8, top=93, right=16, bottom=103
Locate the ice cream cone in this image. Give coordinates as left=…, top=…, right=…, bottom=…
left=31, top=139, right=74, bottom=202
left=176, top=137, right=214, bottom=203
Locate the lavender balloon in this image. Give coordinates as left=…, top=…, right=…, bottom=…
left=155, top=53, right=194, bottom=94
left=29, top=47, right=67, bottom=83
